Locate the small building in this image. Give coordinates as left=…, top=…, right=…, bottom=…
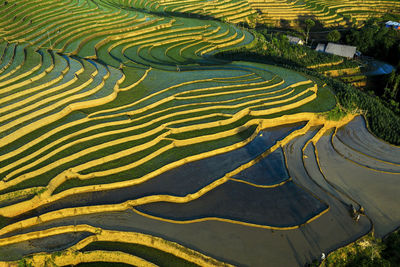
left=315, top=42, right=357, bottom=59
left=385, top=21, right=400, bottom=30
left=286, top=35, right=304, bottom=45
left=315, top=43, right=326, bottom=52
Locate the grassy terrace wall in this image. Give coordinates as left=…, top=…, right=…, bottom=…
left=0, top=0, right=337, bottom=262
left=127, top=0, right=257, bottom=24
left=248, top=0, right=400, bottom=27
left=0, top=0, right=254, bottom=70
left=92, top=0, right=400, bottom=29
left=215, top=30, right=400, bottom=145
left=0, top=0, right=399, bottom=266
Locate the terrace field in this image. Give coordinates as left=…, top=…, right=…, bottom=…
left=119, top=0, right=400, bottom=27
left=0, top=0, right=399, bottom=266
left=249, top=0, right=400, bottom=27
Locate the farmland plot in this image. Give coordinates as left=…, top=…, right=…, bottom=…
left=0, top=0, right=399, bottom=266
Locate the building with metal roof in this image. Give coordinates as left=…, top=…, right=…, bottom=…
left=286, top=35, right=304, bottom=45
left=385, top=21, right=400, bottom=30
left=315, top=42, right=357, bottom=59
left=315, top=43, right=326, bottom=53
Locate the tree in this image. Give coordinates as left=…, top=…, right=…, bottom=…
left=304, top=19, right=315, bottom=45
left=382, top=231, right=400, bottom=264
left=384, top=70, right=400, bottom=101
left=327, top=30, right=341, bottom=42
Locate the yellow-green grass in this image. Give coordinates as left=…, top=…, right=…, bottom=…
left=0, top=2, right=367, bottom=266
left=0, top=43, right=327, bottom=199
left=112, top=0, right=257, bottom=24
left=0, top=17, right=332, bottom=220
left=0, top=74, right=326, bottom=200
left=249, top=0, right=400, bottom=27
left=0, top=0, right=250, bottom=70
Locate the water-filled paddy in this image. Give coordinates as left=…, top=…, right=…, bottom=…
left=135, top=179, right=328, bottom=227
left=317, top=124, right=400, bottom=237
left=336, top=116, right=400, bottom=164
left=232, top=147, right=289, bottom=186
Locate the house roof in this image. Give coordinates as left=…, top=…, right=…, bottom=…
left=286, top=35, right=303, bottom=44
left=386, top=21, right=400, bottom=26
left=324, top=42, right=357, bottom=58
left=315, top=43, right=326, bottom=52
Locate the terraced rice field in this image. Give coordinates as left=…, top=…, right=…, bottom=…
left=129, top=0, right=257, bottom=25
left=120, top=0, right=400, bottom=28
left=0, top=0, right=399, bottom=266
left=249, top=0, right=400, bottom=27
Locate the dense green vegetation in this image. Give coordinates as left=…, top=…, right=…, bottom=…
left=344, top=18, right=400, bottom=67
left=341, top=17, right=400, bottom=114
left=324, top=72, right=400, bottom=144
left=327, top=30, right=341, bottom=43
left=321, top=231, right=400, bottom=266
left=382, top=70, right=400, bottom=114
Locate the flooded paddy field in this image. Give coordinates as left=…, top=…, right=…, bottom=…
left=0, top=206, right=369, bottom=266
left=317, top=119, right=400, bottom=237
left=135, top=180, right=328, bottom=227
left=3, top=117, right=396, bottom=266
left=336, top=116, right=400, bottom=165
